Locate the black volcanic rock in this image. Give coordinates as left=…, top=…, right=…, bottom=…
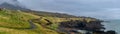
left=58, top=18, right=117, bottom=34
left=58, top=18, right=105, bottom=34
left=59, top=20, right=105, bottom=30
left=105, top=30, right=117, bottom=34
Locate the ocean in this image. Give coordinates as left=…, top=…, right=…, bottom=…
left=102, top=20, right=120, bottom=34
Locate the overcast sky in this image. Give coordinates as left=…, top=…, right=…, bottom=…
left=0, top=0, right=120, bottom=20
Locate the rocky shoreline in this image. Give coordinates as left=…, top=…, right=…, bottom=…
left=58, top=17, right=117, bottom=34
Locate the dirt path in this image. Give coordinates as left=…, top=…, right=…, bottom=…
left=28, top=20, right=36, bottom=29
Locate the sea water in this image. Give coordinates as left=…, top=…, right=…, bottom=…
left=102, top=20, right=120, bottom=34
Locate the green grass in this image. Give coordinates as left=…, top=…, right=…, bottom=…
left=0, top=9, right=59, bottom=34
left=0, top=9, right=36, bottom=28
left=0, top=31, right=8, bottom=34
left=0, top=9, right=100, bottom=34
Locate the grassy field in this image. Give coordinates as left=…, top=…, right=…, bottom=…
left=0, top=9, right=59, bottom=34
left=0, top=9, right=39, bottom=29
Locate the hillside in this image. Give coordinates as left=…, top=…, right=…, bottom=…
left=0, top=8, right=116, bottom=34
left=23, top=11, right=78, bottom=18
left=0, top=8, right=60, bottom=34
left=0, top=2, right=30, bottom=11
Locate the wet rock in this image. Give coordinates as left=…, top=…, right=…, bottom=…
left=105, top=30, right=117, bottom=34
left=93, top=31, right=105, bottom=34
left=58, top=19, right=105, bottom=34
left=58, top=17, right=117, bottom=34
left=92, top=30, right=117, bottom=34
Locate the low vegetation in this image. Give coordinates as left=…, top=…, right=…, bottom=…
left=0, top=8, right=59, bottom=34
left=0, top=8, right=109, bottom=34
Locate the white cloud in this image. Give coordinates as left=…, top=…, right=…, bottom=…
left=17, top=0, right=120, bottom=19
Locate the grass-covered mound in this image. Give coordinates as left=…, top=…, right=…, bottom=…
left=0, top=8, right=39, bottom=29
left=0, top=8, right=59, bottom=34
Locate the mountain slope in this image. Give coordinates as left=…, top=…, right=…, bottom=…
left=0, top=9, right=59, bottom=34
left=0, top=2, right=29, bottom=10
left=0, top=9, right=35, bottom=28
left=0, top=8, right=111, bottom=34
left=24, top=11, right=78, bottom=18
left=0, top=2, right=79, bottom=18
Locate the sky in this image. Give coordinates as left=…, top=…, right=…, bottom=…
left=0, top=0, right=120, bottom=20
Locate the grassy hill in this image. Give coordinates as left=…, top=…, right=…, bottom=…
left=0, top=8, right=103, bottom=34
left=0, top=9, right=37, bottom=29
left=0, top=8, right=60, bottom=34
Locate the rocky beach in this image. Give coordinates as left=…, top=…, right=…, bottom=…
left=58, top=17, right=117, bottom=34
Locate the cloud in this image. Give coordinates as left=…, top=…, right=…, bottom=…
left=77, top=8, right=120, bottom=19
left=0, top=0, right=19, bottom=5
left=0, top=0, right=7, bottom=4
left=0, top=0, right=120, bottom=19
left=17, top=0, right=120, bottom=11
left=16, top=0, right=120, bottom=19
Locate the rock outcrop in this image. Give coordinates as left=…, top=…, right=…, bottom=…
left=58, top=17, right=116, bottom=34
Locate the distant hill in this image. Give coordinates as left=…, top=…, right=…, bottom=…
left=23, top=11, right=78, bottom=18
left=0, top=2, right=79, bottom=18
left=0, top=2, right=30, bottom=10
